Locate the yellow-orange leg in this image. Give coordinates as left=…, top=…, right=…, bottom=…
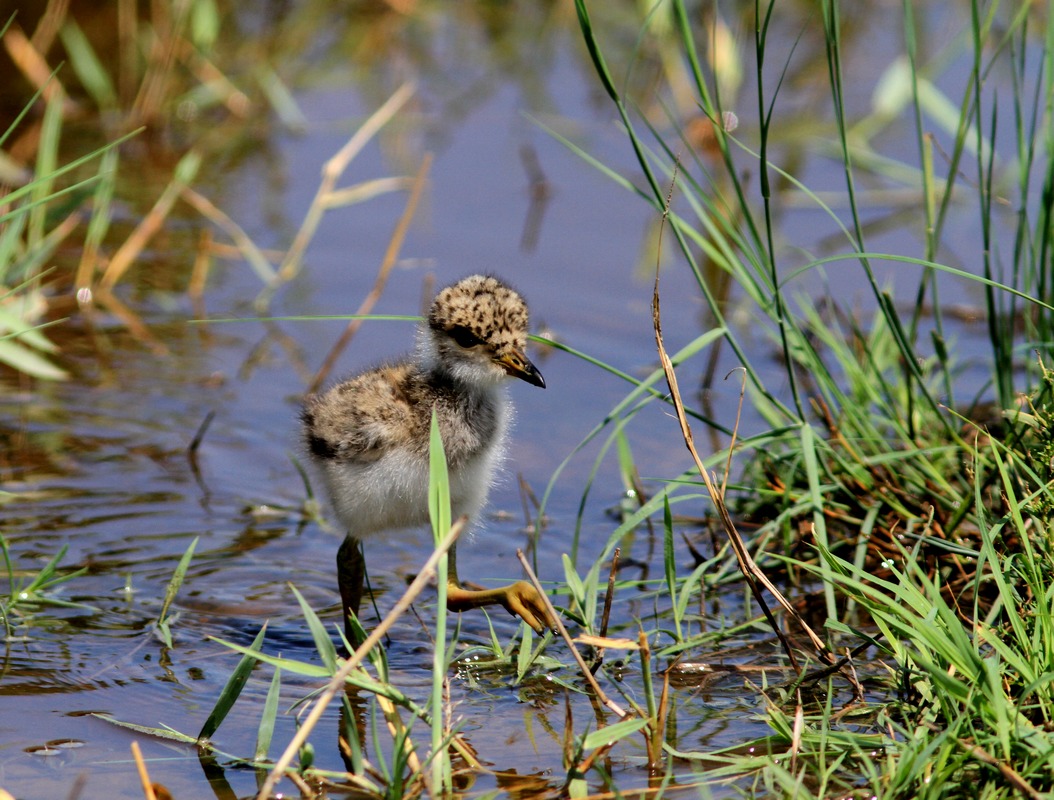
left=444, top=541, right=551, bottom=633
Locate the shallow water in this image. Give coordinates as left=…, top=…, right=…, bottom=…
left=0, top=2, right=1020, bottom=798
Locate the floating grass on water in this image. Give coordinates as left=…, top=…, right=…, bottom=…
left=0, top=536, right=91, bottom=637
left=154, top=536, right=198, bottom=649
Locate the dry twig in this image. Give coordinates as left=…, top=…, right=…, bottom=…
left=264, top=82, right=416, bottom=304
left=516, top=549, right=631, bottom=719
left=650, top=170, right=832, bottom=670
left=130, top=741, right=158, bottom=800
left=307, top=151, right=432, bottom=395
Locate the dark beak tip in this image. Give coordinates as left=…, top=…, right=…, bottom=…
left=526, top=364, right=545, bottom=389
left=500, top=352, right=546, bottom=388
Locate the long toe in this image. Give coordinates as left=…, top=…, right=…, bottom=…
left=501, top=580, right=552, bottom=634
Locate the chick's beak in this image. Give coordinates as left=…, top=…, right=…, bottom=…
left=496, top=349, right=546, bottom=388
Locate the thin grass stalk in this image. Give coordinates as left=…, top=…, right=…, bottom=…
left=652, top=270, right=830, bottom=669
left=956, top=738, right=1043, bottom=800
left=0, top=541, right=16, bottom=639
left=636, top=628, right=671, bottom=772
left=822, top=1, right=952, bottom=441
left=928, top=78, right=980, bottom=266
left=59, top=16, right=118, bottom=111
left=661, top=497, right=681, bottom=642
left=155, top=536, right=198, bottom=648
left=902, top=0, right=948, bottom=385
left=427, top=410, right=452, bottom=795
left=0, top=129, right=140, bottom=226
left=130, top=741, right=159, bottom=800
left=639, top=629, right=656, bottom=729
left=187, top=228, right=212, bottom=317
left=536, top=327, right=726, bottom=566
left=970, top=2, right=1012, bottom=411
left=255, top=664, right=281, bottom=763
left=797, top=423, right=839, bottom=622
left=753, top=0, right=804, bottom=421
left=0, top=67, right=43, bottom=153
left=376, top=692, right=423, bottom=785
left=180, top=187, right=276, bottom=284
left=29, top=0, right=68, bottom=52
left=567, top=410, right=644, bottom=568
left=130, top=0, right=189, bottom=126
left=517, top=549, right=630, bottom=718
left=337, top=697, right=365, bottom=781
left=647, top=156, right=832, bottom=663
left=92, top=288, right=163, bottom=350
left=3, top=23, right=73, bottom=114
left=197, top=623, right=268, bottom=743
left=264, top=82, right=415, bottom=305
left=1037, top=176, right=1054, bottom=349
left=1007, top=25, right=1042, bottom=367
left=572, top=0, right=793, bottom=421
left=670, top=0, right=765, bottom=256
left=99, top=149, right=202, bottom=290
left=1007, top=29, right=1028, bottom=338
left=638, top=110, right=773, bottom=312
left=75, top=146, right=118, bottom=291
left=28, top=92, right=62, bottom=248
left=1033, top=19, right=1054, bottom=349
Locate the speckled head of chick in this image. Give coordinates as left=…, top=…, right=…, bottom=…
left=423, top=274, right=545, bottom=389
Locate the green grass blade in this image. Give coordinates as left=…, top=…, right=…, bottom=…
left=581, top=717, right=649, bottom=750
left=60, top=18, right=118, bottom=109
left=0, top=61, right=50, bottom=151
left=80, top=145, right=118, bottom=281
left=0, top=337, right=67, bottom=380
left=798, top=423, right=837, bottom=621
left=156, top=536, right=198, bottom=645
left=561, top=554, right=588, bottom=627
left=290, top=583, right=338, bottom=672
left=428, top=407, right=451, bottom=543
left=256, top=64, right=308, bottom=132
left=340, top=694, right=365, bottom=776
left=198, top=623, right=268, bottom=742
left=255, top=662, right=282, bottom=762
left=0, top=128, right=141, bottom=225
left=515, top=624, right=533, bottom=682
left=662, top=496, right=681, bottom=641
left=427, top=407, right=452, bottom=794
left=28, top=94, right=63, bottom=247
left=91, top=713, right=198, bottom=744
left=572, top=0, right=618, bottom=103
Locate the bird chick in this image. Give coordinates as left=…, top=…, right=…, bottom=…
left=302, top=275, right=549, bottom=638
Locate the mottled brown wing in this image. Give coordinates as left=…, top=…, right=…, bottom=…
left=302, top=363, right=425, bottom=463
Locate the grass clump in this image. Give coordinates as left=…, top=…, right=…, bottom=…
left=561, top=0, right=1054, bottom=796
left=0, top=534, right=88, bottom=637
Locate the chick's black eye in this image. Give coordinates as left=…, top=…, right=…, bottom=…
left=449, top=325, right=483, bottom=348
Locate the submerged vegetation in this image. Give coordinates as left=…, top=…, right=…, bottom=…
left=4, top=0, right=1054, bottom=798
